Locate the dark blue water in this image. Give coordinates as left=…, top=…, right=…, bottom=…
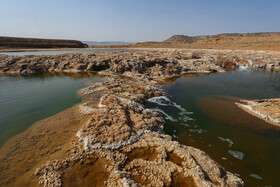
left=148, top=70, right=280, bottom=186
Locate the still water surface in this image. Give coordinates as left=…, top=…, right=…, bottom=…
left=0, top=48, right=139, bottom=56
left=147, top=70, right=280, bottom=186
left=0, top=69, right=279, bottom=186
left=0, top=72, right=103, bottom=147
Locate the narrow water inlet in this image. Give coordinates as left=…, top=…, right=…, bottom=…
left=157, top=70, right=280, bottom=186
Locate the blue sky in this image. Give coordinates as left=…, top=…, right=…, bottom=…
left=0, top=0, right=279, bottom=42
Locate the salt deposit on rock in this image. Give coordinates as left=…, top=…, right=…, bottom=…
left=0, top=49, right=247, bottom=186
left=236, top=99, right=280, bottom=127
left=35, top=75, right=244, bottom=186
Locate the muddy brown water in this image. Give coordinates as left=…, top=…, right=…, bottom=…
left=148, top=70, right=280, bottom=186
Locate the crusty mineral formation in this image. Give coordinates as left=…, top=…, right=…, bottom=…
left=36, top=132, right=243, bottom=187
left=1, top=49, right=280, bottom=75
left=77, top=77, right=164, bottom=150
left=35, top=75, right=244, bottom=186
left=0, top=49, right=248, bottom=186
left=236, top=99, right=280, bottom=127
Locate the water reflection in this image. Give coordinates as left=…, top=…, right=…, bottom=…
left=151, top=70, right=280, bottom=186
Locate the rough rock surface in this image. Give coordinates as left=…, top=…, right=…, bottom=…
left=0, top=50, right=224, bottom=75
left=0, top=49, right=248, bottom=186
left=77, top=77, right=164, bottom=150
left=236, top=99, right=280, bottom=127
left=1, top=49, right=280, bottom=75
left=35, top=75, right=243, bottom=187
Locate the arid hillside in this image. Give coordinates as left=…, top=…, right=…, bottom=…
left=94, top=32, right=280, bottom=51
left=0, top=36, right=87, bottom=49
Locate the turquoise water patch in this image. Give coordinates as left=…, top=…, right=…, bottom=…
left=0, top=73, right=102, bottom=147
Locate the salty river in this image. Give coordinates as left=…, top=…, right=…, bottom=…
left=147, top=69, right=280, bottom=186
left=0, top=67, right=279, bottom=185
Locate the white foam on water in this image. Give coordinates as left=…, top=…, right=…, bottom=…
left=148, top=96, right=192, bottom=114
left=218, top=137, right=234, bottom=147
left=180, top=123, right=190, bottom=127
left=179, top=115, right=194, bottom=121
left=222, top=157, right=227, bottom=160
left=189, top=128, right=207, bottom=134
left=151, top=108, right=177, bottom=122
left=234, top=173, right=240, bottom=177
left=148, top=96, right=194, bottom=123
left=249, top=174, right=263, bottom=180
left=228, top=150, right=245, bottom=160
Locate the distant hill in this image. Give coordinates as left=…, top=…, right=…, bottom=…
left=164, top=35, right=196, bottom=44
left=83, top=41, right=133, bottom=46
left=130, top=32, right=280, bottom=51
left=0, top=36, right=87, bottom=49
left=164, top=32, right=280, bottom=44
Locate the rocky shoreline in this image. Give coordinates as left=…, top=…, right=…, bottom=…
left=236, top=99, right=280, bottom=127
left=1, top=49, right=280, bottom=75
left=35, top=76, right=243, bottom=187
left=2, top=49, right=280, bottom=186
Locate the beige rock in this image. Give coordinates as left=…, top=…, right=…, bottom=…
left=236, top=98, right=280, bottom=127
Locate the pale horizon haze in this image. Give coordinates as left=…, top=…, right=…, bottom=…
left=0, top=0, right=279, bottom=42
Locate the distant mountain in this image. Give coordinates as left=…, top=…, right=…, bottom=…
left=164, top=32, right=280, bottom=44
left=132, top=32, right=280, bottom=51
left=83, top=41, right=134, bottom=46
left=164, top=35, right=197, bottom=44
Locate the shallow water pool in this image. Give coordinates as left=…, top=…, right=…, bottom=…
left=0, top=72, right=103, bottom=147
left=148, top=70, right=280, bottom=186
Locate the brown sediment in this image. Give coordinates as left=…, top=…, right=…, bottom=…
left=171, top=171, right=197, bottom=187
left=123, top=147, right=158, bottom=165
left=197, top=95, right=280, bottom=132
left=167, top=152, right=184, bottom=167
left=0, top=104, right=92, bottom=186
left=61, top=154, right=110, bottom=187
left=236, top=99, right=280, bottom=127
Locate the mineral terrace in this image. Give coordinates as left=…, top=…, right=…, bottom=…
left=2, top=48, right=279, bottom=186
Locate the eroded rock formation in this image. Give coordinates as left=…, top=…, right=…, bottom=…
left=0, top=50, right=224, bottom=75
left=35, top=76, right=243, bottom=186
left=0, top=49, right=252, bottom=186
left=1, top=49, right=280, bottom=76
left=236, top=99, right=280, bottom=127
